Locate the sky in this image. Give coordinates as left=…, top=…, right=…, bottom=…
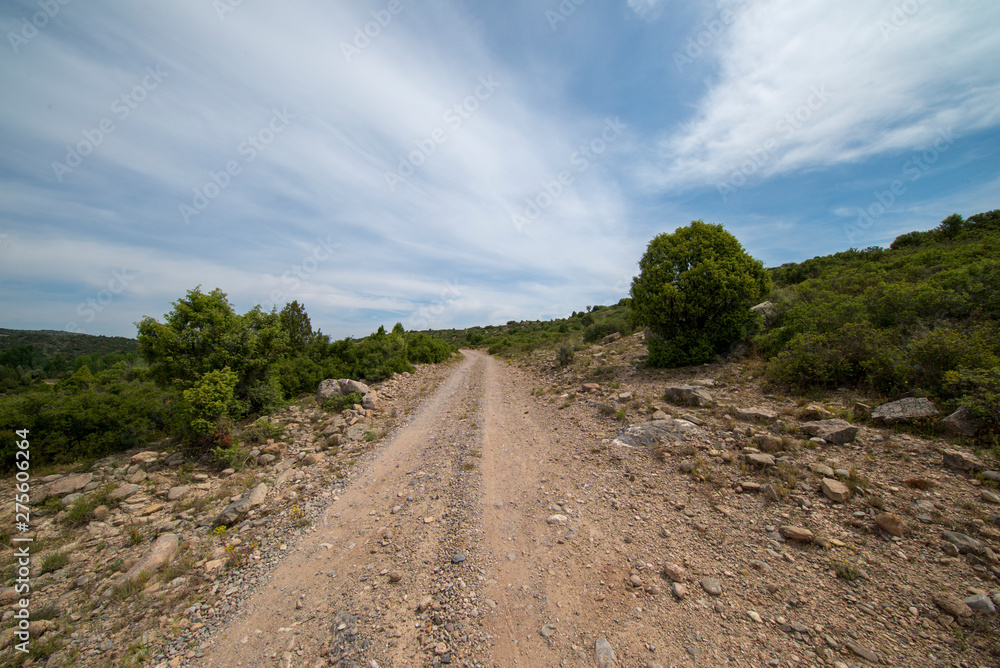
left=1, top=0, right=998, bottom=339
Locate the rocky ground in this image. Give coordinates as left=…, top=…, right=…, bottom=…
left=1, top=337, right=998, bottom=667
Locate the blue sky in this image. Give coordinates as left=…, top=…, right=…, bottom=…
left=1, top=0, right=998, bottom=339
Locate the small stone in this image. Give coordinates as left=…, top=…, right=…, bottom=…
left=629, top=574, right=643, bottom=588
left=981, top=490, right=1000, bottom=505
left=745, top=453, right=776, bottom=467
left=167, top=486, right=190, bottom=502
left=701, top=577, right=722, bottom=596
left=595, top=637, right=617, bottom=667
left=661, top=562, right=686, bottom=582
left=845, top=640, right=878, bottom=662
left=875, top=513, right=905, bottom=537
left=671, top=583, right=687, bottom=599
left=933, top=592, right=973, bottom=618
left=964, top=594, right=996, bottom=613
left=779, top=526, right=814, bottom=542
left=942, top=530, right=981, bottom=554
left=942, top=449, right=985, bottom=472
left=539, top=624, right=557, bottom=639
left=388, top=572, right=402, bottom=583
left=821, top=478, right=851, bottom=503
left=747, top=610, right=763, bottom=623
left=417, top=596, right=434, bottom=612
left=546, top=514, right=568, bottom=526
left=451, top=553, right=465, bottom=564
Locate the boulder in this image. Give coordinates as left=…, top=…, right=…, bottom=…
left=734, top=407, right=778, bottom=422
left=779, top=526, right=814, bottom=542
left=316, top=379, right=370, bottom=403
left=750, top=301, right=775, bottom=318
left=875, top=512, right=905, bottom=537
left=662, top=385, right=713, bottom=408
left=338, top=379, right=370, bottom=395
left=124, top=533, right=178, bottom=582
left=871, top=397, right=939, bottom=424
left=166, top=486, right=190, bottom=502
left=799, top=419, right=858, bottom=444
left=942, top=530, right=981, bottom=554
left=940, top=406, right=984, bottom=437
left=215, top=483, right=269, bottom=526
left=34, top=473, right=94, bottom=502
left=362, top=392, right=379, bottom=410
left=821, top=478, right=851, bottom=503
left=943, top=449, right=985, bottom=472
left=933, top=592, right=973, bottom=618
left=613, top=419, right=705, bottom=449
left=107, top=483, right=142, bottom=501
left=745, top=452, right=776, bottom=467
left=599, top=332, right=622, bottom=345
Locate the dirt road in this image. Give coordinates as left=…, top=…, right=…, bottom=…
left=198, top=349, right=628, bottom=667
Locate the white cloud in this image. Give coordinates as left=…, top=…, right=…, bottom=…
left=644, top=0, right=1000, bottom=191
left=627, top=0, right=668, bottom=21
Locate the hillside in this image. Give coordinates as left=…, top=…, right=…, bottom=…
left=0, top=329, right=138, bottom=361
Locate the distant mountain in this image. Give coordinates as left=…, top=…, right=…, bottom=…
left=0, top=328, right=138, bottom=361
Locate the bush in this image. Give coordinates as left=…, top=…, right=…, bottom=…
left=556, top=344, right=574, bottom=367
left=631, top=221, right=770, bottom=367
left=179, top=367, right=241, bottom=443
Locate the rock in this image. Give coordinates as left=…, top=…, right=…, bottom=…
left=613, top=419, right=704, bottom=449
left=594, top=637, right=617, bottom=668
left=671, top=582, right=687, bottom=599
left=451, top=553, right=465, bottom=564
left=982, top=490, right=1000, bottom=505
left=362, top=392, right=379, bottom=410
left=871, top=397, right=939, bottom=424
left=302, top=452, right=324, bottom=466
left=581, top=383, right=601, bottom=393
left=258, top=453, right=277, bottom=465
left=875, top=513, right=905, bottom=537
left=677, top=413, right=703, bottom=426
left=810, top=463, right=835, bottom=477
left=141, top=504, right=163, bottom=516
left=166, top=486, right=190, bottom=502
left=745, top=453, right=775, bottom=467
left=747, top=610, right=763, bottom=623
left=130, top=451, right=159, bottom=464
left=600, top=332, right=622, bottom=345
left=983, top=471, right=1000, bottom=482
left=539, top=623, right=557, bottom=639
left=662, top=385, right=713, bottom=408
left=124, top=533, right=178, bottom=582
left=940, top=406, right=985, bottom=437
left=799, top=420, right=858, bottom=444
left=546, top=514, right=568, bottom=526
left=34, top=473, right=94, bottom=502
left=755, top=435, right=785, bottom=453
left=750, top=301, right=775, bottom=317
left=629, top=574, right=643, bottom=588
left=417, top=596, right=434, bottom=612
left=779, top=526, right=814, bottom=542
left=963, top=594, right=996, bottom=613
left=650, top=410, right=669, bottom=421
left=216, top=483, right=269, bottom=526
left=388, top=571, right=402, bottom=583
left=933, top=592, right=973, bottom=618
left=943, top=449, right=985, bottom=472
left=846, top=640, right=879, bottom=662
left=316, top=378, right=370, bottom=403
left=735, top=407, right=778, bottom=422
left=204, top=559, right=223, bottom=572
left=942, top=531, right=981, bottom=554
left=821, top=478, right=851, bottom=502
left=700, top=577, right=722, bottom=596
left=662, top=562, right=686, bottom=582
left=800, top=405, right=834, bottom=420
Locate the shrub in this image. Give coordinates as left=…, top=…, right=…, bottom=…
left=631, top=221, right=771, bottom=367
left=179, top=367, right=241, bottom=443
left=556, top=344, right=574, bottom=367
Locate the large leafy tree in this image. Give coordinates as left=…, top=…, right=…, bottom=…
left=631, top=220, right=771, bottom=367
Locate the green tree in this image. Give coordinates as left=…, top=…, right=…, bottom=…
left=631, top=220, right=771, bottom=367
left=279, top=300, right=313, bottom=352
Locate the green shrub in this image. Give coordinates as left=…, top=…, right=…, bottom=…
left=324, top=391, right=363, bottom=412
left=556, top=344, right=574, bottom=367
left=631, top=220, right=771, bottom=367
left=179, top=367, right=240, bottom=442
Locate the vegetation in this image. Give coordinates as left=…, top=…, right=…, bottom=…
left=0, top=288, right=454, bottom=470
left=759, top=210, right=1000, bottom=436
left=630, top=220, right=771, bottom=367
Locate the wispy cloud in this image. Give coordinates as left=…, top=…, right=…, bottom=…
left=642, top=0, right=1000, bottom=191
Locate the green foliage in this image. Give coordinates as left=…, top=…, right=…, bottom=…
left=631, top=220, right=770, bottom=367
left=179, top=367, right=240, bottom=440
left=40, top=551, right=69, bottom=574
left=556, top=344, right=574, bottom=367
left=760, top=210, right=1000, bottom=437
left=323, top=391, right=363, bottom=412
